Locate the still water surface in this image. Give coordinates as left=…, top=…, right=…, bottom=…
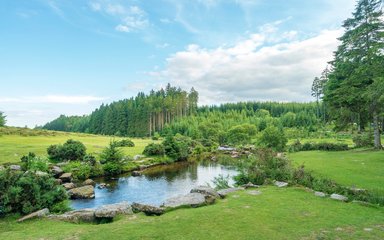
left=71, top=161, right=238, bottom=209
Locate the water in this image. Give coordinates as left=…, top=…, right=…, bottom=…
left=71, top=161, right=238, bottom=209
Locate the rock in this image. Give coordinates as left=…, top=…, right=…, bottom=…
left=330, top=193, right=348, bottom=202
left=83, top=179, right=96, bottom=187
left=217, top=146, right=236, bottom=151
left=95, top=202, right=133, bottom=218
left=242, top=182, right=260, bottom=189
left=49, top=209, right=95, bottom=223
left=133, top=155, right=144, bottom=161
left=35, top=171, right=48, bottom=177
left=17, top=208, right=50, bottom=222
left=314, top=191, right=326, bottom=197
left=131, top=171, right=142, bottom=177
left=274, top=181, right=288, bottom=188
left=247, top=190, right=262, bottom=196
left=190, top=186, right=220, bottom=199
left=55, top=179, right=63, bottom=185
left=0, top=165, right=5, bottom=171
left=51, top=166, right=63, bottom=177
left=98, top=183, right=109, bottom=189
left=131, top=203, right=164, bottom=216
left=68, top=185, right=95, bottom=199
left=59, top=172, right=72, bottom=183
left=217, top=187, right=244, bottom=198
left=349, top=187, right=367, bottom=194
left=163, top=193, right=207, bottom=209
left=62, top=182, right=76, bottom=190
left=56, top=162, right=69, bottom=167
left=10, top=165, right=21, bottom=171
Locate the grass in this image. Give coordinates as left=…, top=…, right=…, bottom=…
left=0, top=127, right=158, bottom=164
left=289, top=149, right=384, bottom=191
left=1, top=187, right=383, bottom=240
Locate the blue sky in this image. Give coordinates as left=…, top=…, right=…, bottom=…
left=0, top=0, right=356, bottom=127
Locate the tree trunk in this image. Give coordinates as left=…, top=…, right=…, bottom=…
left=373, top=110, right=382, bottom=149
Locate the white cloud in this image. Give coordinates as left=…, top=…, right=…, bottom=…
left=89, top=1, right=148, bottom=32
left=153, top=23, right=342, bottom=105
left=0, top=95, right=107, bottom=104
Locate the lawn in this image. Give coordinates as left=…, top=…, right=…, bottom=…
left=0, top=187, right=383, bottom=240
left=0, top=128, right=157, bottom=164
left=289, top=149, right=384, bottom=191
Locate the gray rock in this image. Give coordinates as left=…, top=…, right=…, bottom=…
left=83, top=179, right=96, bottom=187
left=274, top=181, right=288, bottom=188
left=51, top=166, right=63, bottom=177
left=133, top=155, right=144, bottom=161
left=314, top=191, right=326, bottom=197
left=247, top=190, right=262, bottom=196
left=242, top=182, right=260, bottom=189
left=330, top=193, right=348, bottom=202
left=95, top=201, right=133, bottom=218
left=59, top=172, right=72, bottom=183
left=35, top=171, right=48, bottom=177
left=98, top=183, right=109, bottom=189
left=68, top=185, right=95, bottom=199
left=55, top=179, right=63, bottom=185
left=0, top=165, right=5, bottom=171
left=49, top=209, right=95, bottom=223
left=190, top=186, right=220, bottom=199
left=62, top=182, right=76, bottom=190
left=217, top=188, right=244, bottom=198
left=131, top=203, right=164, bottom=216
left=17, top=208, right=50, bottom=222
left=163, top=193, right=207, bottom=209
left=10, top=165, right=21, bottom=171
left=131, top=171, right=142, bottom=177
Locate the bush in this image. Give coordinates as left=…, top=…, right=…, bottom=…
left=212, top=174, right=231, bottom=190
left=21, top=152, right=50, bottom=172
left=47, top=139, right=87, bottom=161
left=113, top=139, right=135, bottom=147
left=103, top=162, right=122, bottom=176
left=152, top=132, right=160, bottom=140
left=100, top=141, right=124, bottom=163
left=0, top=170, right=67, bottom=216
left=83, top=154, right=97, bottom=166
left=162, top=134, right=192, bottom=161
left=143, top=143, right=165, bottom=156
left=258, top=126, right=287, bottom=151
left=289, top=142, right=349, bottom=152
left=353, top=132, right=374, bottom=148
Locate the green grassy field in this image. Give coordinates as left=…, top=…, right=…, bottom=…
left=289, top=149, right=384, bottom=191
left=0, top=128, right=157, bottom=164
left=1, top=187, right=383, bottom=240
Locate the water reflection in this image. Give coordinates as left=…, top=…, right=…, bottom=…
left=71, top=161, right=238, bottom=209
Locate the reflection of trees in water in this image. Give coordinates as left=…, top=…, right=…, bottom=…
left=143, top=162, right=198, bottom=182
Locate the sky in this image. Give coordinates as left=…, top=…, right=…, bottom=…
left=0, top=0, right=357, bottom=128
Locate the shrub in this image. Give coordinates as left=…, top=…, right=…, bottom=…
left=143, top=143, right=165, bottom=156
left=0, top=170, right=67, bottom=216
left=212, top=174, right=231, bottom=190
left=162, top=134, right=192, bottom=161
left=152, top=132, right=160, bottom=140
left=50, top=200, right=72, bottom=214
left=103, top=162, right=122, bottom=176
left=353, top=132, right=374, bottom=148
left=258, top=126, right=287, bottom=151
left=20, top=152, right=50, bottom=172
left=47, top=139, right=87, bottom=161
left=83, top=154, right=97, bottom=166
left=113, top=139, right=135, bottom=147
left=100, top=141, right=124, bottom=163
left=289, top=142, right=349, bottom=152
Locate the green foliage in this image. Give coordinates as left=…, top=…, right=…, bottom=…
left=258, top=126, right=287, bottom=151
left=290, top=141, right=349, bottom=152
left=0, top=111, right=6, bottom=127
left=20, top=153, right=49, bottom=172
left=352, top=133, right=374, bottom=148
left=0, top=170, right=67, bottom=216
left=62, top=161, right=103, bottom=180
left=102, top=162, right=122, bottom=176
left=50, top=200, right=72, bottom=214
left=227, top=124, right=257, bottom=145
left=143, top=143, right=165, bottom=156
left=162, top=134, right=192, bottom=161
left=47, top=139, right=87, bottom=161
left=113, top=139, right=135, bottom=147
left=100, top=141, right=124, bottom=163
left=83, top=154, right=97, bottom=166
left=211, top=174, right=231, bottom=190
left=151, top=132, right=160, bottom=140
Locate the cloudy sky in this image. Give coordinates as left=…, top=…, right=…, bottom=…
left=1, top=0, right=356, bottom=127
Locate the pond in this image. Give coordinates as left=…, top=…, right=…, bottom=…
left=71, top=161, right=238, bottom=209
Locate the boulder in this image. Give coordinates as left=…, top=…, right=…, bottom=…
left=35, top=171, right=48, bottom=177
left=98, top=183, right=109, bottom=189
left=95, top=201, right=133, bottom=218
left=59, top=173, right=72, bottom=183
left=49, top=209, right=95, bottom=223
left=314, top=191, right=326, bottom=197
left=83, top=179, right=96, bottom=187
left=10, top=165, right=21, bottom=171
left=51, top=166, right=63, bottom=177
left=62, top=182, right=76, bottom=190
left=217, top=187, right=244, bottom=198
left=133, top=155, right=144, bottom=161
left=190, top=186, right=220, bottom=199
left=131, top=203, right=164, bottom=216
left=330, top=193, right=348, bottom=202
left=0, top=165, right=5, bottom=171
left=242, top=182, right=260, bottom=189
left=68, top=185, right=95, bottom=199
left=163, top=193, right=207, bottom=209
left=55, top=179, right=63, bottom=185
left=131, top=171, right=142, bottom=177
left=247, top=190, right=262, bottom=196
left=17, top=208, right=50, bottom=222
left=274, top=181, right=288, bottom=188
